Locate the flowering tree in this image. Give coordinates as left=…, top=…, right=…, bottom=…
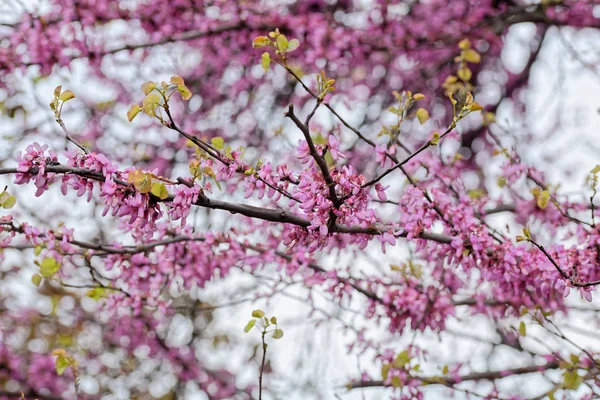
left=1, top=0, right=600, bottom=399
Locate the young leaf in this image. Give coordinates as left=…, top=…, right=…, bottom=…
left=58, top=90, right=75, bottom=102
left=179, top=85, right=192, bottom=100
left=272, top=329, right=284, bottom=339
left=252, top=309, right=265, bottom=318
left=276, top=34, right=288, bottom=52
left=141, top=81, right=157, bottom=95
left=211, top=137, right=225, bottom=150
left=463, top=49, right=481, bottom=63
left=170, top=76, right=184, bottom=86
left=252, top=36, right=270, bottom=48
left=244, top=319, right=256, bottom=333
left=127, top=104, right=142, bottom=122
left=458, top=38, right=471, bottom=50
left=537, top=190, right=550, bottom=209
left=458, top=67, right=472, bottom=82
left=286, top=38, right=300, bottom=52
left=416, top=108, right=429, bottom=124
left=142, top=93, right=161, bottom=117
left=150, top=182, right=169, bottom=200
left=31, top=273, right=42, bottom=286
left=261, top=52, right=271, bottom=72
left=0, top=194, right=13, bottom=210
left=55, top=354, right=69, bottom=375
left=40, top=257, right=60, bottom=278
left=54, top=86, right=62, bottom=98
left=519, top=321, right=527, bottom=337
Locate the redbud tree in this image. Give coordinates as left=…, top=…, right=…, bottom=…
left=1, top=1, right=600, bottom=399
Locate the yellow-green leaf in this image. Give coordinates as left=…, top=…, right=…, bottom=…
left=40, top=257, right=60, bottom=278
left=59, top=90, right=75, bottom=102
left=519, top=321, right=526, bottom=337
left=54, top=86, right=62, bottom=98
left=592, top=165, right=600, bottom=174
left=150, top=182, right=169, bottom=200
left=430, top=132, right=440, bottom=146
left=55, top=354, right=69, bottom=375
left=128, top=170, right=152, bottom=193
left=413, top=93, right=425, bottom=100
left=87, top=287, right=107, bottom=300
left=467, top=102, right=484, bottom=111
left=458, top=67, right=472, bottom=82
left=252, top=309, right=265, bottom=318
left=244, top=319, right=256, bottom=333
left=416, top=108, right=429, bottom=124
left=170, top=76, right=184, bottom=86
left=537, top=190, right=550, bottom=210
left=142, top=93, right=161, bottom=117
left=261, top=52, right=271, bottom=72
left=0, top=194, right=13, bottom=210
left=393, top=350, right=410, bottom=369
left=127, top=104, right=142, bottom=122
left=272, top=329, right=284, bottom=339
left=381, top=364, right=391, bottom=380
left=276, top=34, right=288, bottom=51
left=458, top=38, right=471, bottom=50
left=252, top=36, right=270, bottom=48
left=286, top=38, right=300, bottom=52
left=141, top=81, right=157, bottom=95
left=211, top=137, right=225, bottom=150
left=463, top=49, right=481, bottom=63
left=178, top=85, right=192, bottom=100
left=31, top=273, right=42, bottom=286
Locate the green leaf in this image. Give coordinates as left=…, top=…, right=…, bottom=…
left=150, top=182, right=169, bottom=200
left=142, top=93, right=161, bottom=117
left=128, top=170, right=152, bottom=194
left=127, top=104, right=142, bottom=122
left=381, top=364, right=391, bottom=380
left=141, top=81, right=157, bottom=95
left=276, top=34, right=288, bottom=52
left=270, top=316, right=277, bottom=324
left=177, top=85, right=192, bottom=100
left=170, top=76, right=184, bottom=86
left=252, top=309, right=265, bottom=318
left=458, top=67, right=472, bottom=82
left=416, top=108, right=429, bottom=124
left=442, top=365, right=449, bottom=375
left=54, top=86, right=62, bottom=98
left=467, top=101, right=484, bottom=111
left=272, top=329, right=284, bottom=339
left=55, top=354, right=69, bottom=375
left=211, top=137, right=225, bottom=150
left=40, top=257, right=60, bottom=278
left=286, top=38, right=300, bottom=52
left=252, top=36, right=270, bottom=48
left=58, top=90, right=75, bottom=102
left=429, top=132, right=440, bottom=146
left=393, top=350, right=410, bottom=369
left=537, top=190, right=550, bottom=210
left=87, top=287, right=107, bottom=300
left=31, top=273, right=42, bottom=286
left=592, top=165, right=600, bottom=174
left=463, top=49, right=481, bottom=63
left=244, top=319, right=256, bottom=333
left=519, top=321, right=526, bottom=337
left=1, top=195, right=16, bottom=209
left=261, top=52, right=271, bottom=72
left=34, top=245, right=43, bottom=256
left=0, top=191, right=8, bottom=204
